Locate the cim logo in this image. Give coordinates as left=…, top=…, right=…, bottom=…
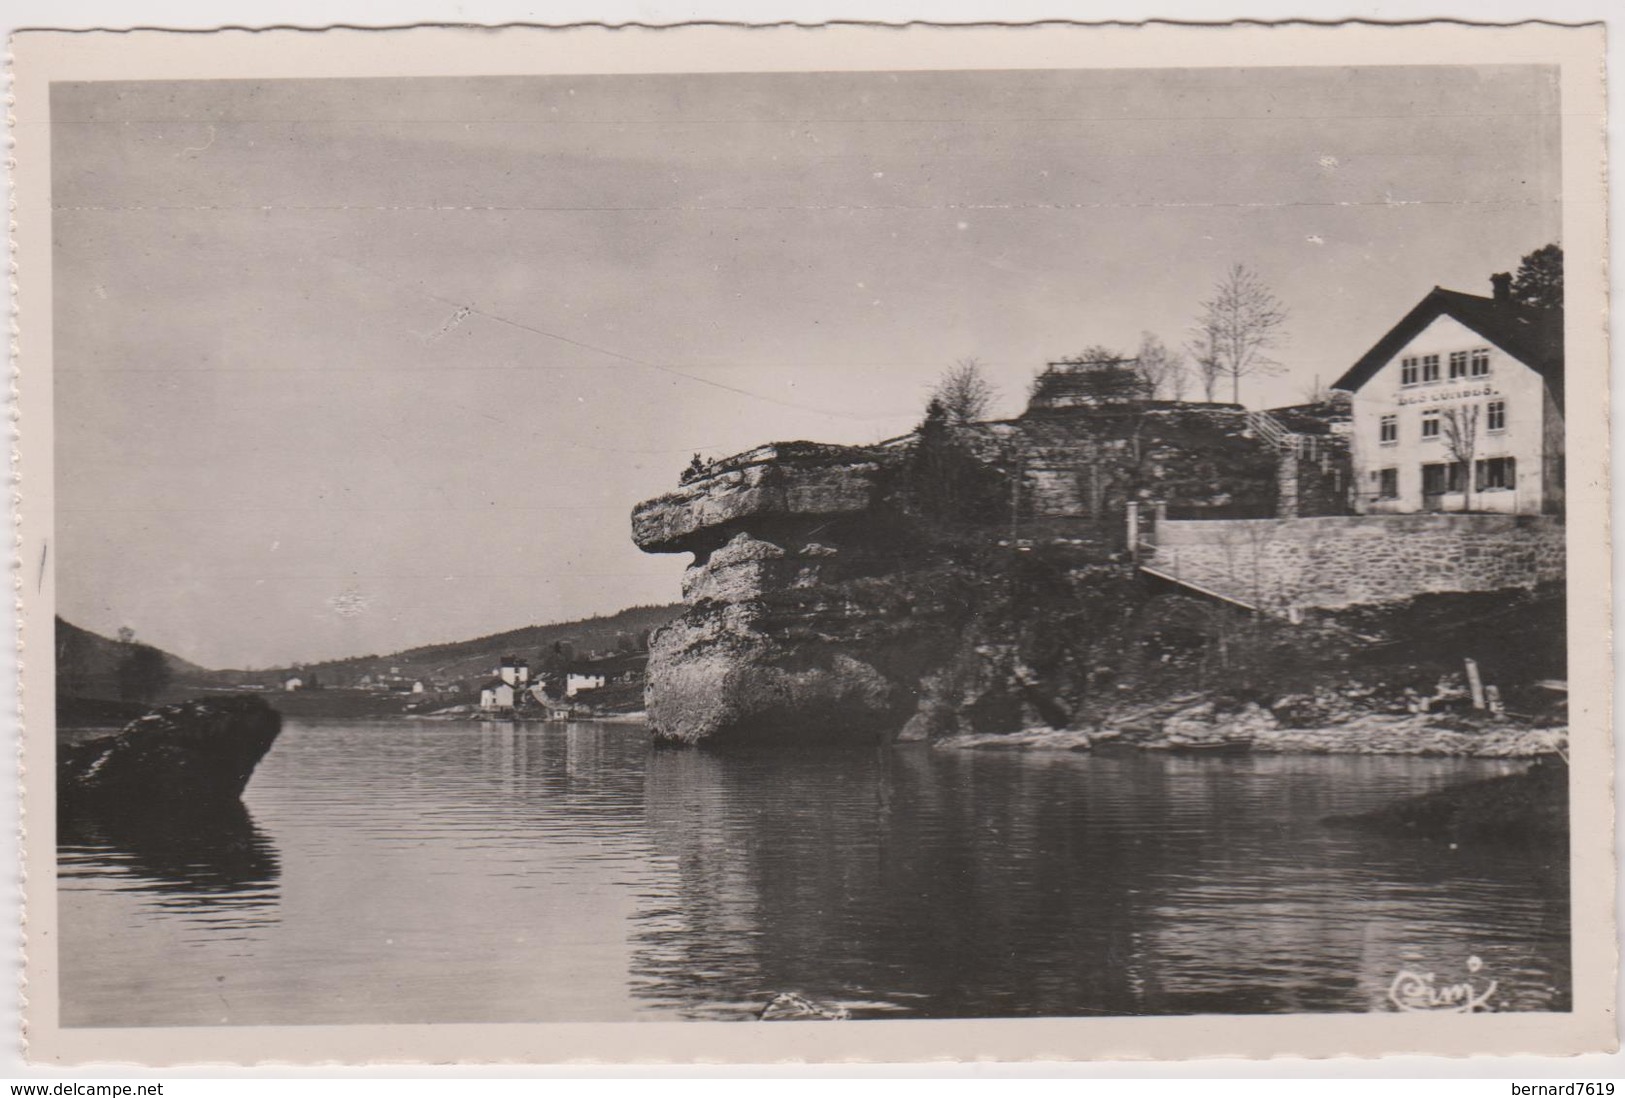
left=1388, top=955, right=1499, bottom=1013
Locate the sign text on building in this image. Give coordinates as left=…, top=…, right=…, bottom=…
left=1394, top=383, right=1499, bottom=406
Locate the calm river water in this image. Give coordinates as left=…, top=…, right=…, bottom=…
left=58, top=719, right=1570, bottom=1026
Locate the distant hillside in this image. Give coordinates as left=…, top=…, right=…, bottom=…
left=56, top=617, right=216, bottom=721
left=56, top=617, right=211, bottom=688
left=257, top=603, right=683, bottom=687
left=59, top=603, right=684, bottom=695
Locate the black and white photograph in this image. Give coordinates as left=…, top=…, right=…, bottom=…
left=12, top=21, right=1612, bottom=1065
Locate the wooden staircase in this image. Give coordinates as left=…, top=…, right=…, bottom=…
left=1245, top=409, right=1326, bottom=463
left=1245, top=410, right=1346, bottom=516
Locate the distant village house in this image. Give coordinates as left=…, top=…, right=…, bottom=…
left=478, top=656, right=531, bottom=711
left=566, top=671, right=606, bottom=697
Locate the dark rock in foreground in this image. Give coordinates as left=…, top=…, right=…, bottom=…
left=58, top=695, right=282, bottom=811
left=55, top=695, right=154, bottom=734
left=1324, top=759, right=1568, bottom=845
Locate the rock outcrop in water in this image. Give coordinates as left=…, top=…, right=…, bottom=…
left=632, top=443, right=973, bottom=744
left=630, top=406, right=1286, bottom=746
left=58, top=695, right=282, bottom=811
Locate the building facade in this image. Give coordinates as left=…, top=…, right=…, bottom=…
left=1332, top=277, right=1563, bottom=516
left=477, top=681, right=514, bottom=710
left=566, top=671, right=606, bottom=697
left=478, top=656, right=531, bottom=710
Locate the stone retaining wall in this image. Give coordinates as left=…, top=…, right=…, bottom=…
left=1147, top=513, right=1565, bottom=612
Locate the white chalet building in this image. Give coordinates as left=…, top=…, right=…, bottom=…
left=1332, top=274, right=1563, bottom=516
left=478, top=656, right=531, bottom=711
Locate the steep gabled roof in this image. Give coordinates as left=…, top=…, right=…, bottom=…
left=1331, top=287, right=1564, bottom=404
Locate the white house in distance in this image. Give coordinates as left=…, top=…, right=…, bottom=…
left=566, top=671, right=606, bottom=697
left=283, top=675, right=304, bottom=692
left=1332, top=273, right=1563, bottom=515
left=478, top=656, right=531, bottom=711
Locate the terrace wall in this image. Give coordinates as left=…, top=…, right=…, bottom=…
left=1146, top=513, right=1565, bottom=612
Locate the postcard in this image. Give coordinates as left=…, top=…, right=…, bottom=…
left=10, top=21, right=1612, bottom=1064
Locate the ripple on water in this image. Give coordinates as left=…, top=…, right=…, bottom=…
left=58, top=720, right=1569, bottom=1026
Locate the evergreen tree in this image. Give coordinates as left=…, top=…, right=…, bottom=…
left=116, top=643, right=171, bottom=704
left=1510, top=243, right=1563, bottom=312
left=907, top=398, right=1004, bottom=533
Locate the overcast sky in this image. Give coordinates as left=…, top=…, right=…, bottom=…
left=52, top=65, right=1560, bottom=668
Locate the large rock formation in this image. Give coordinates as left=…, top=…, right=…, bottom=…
left=58, top=694, right=283, bottom=811
left=632, top=443, right=969, bottom=745
left=630, top=398, right=1361, bottom=746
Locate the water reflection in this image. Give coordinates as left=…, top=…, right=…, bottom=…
left=57, top=720, right=1569, bottom=1026
left=635, top=746, right=1569, bottom=1019
left=58, top=800, right=280, bottom=928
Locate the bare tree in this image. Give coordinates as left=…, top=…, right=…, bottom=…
left=1135, top=332, right=1188, bottom=401
left=1069, top=345, right=1121, bottom=367
left=1186, top=325, right=1224, bottom=402
left=1166, top=350, right=1192, bottom=402
left=932, top=357, right=997, bottom=426
left=1441, top=404, right=1480, bottom=513
left=1194, top=263, right=1290, bottom=405
left=1298, top=375, right=1334, bottom=405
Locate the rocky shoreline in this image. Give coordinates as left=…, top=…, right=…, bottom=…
left=1130, top=698, right=1564, bottom=758
left=933, top=695, right=1566, bottom=759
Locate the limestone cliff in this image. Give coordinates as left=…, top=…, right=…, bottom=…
left=630, top=402, right=1377, bottom=747
left=632, top=443, right=971, bottom=744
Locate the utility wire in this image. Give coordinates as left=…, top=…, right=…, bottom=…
left=332, top=253, right=904, bottom=423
